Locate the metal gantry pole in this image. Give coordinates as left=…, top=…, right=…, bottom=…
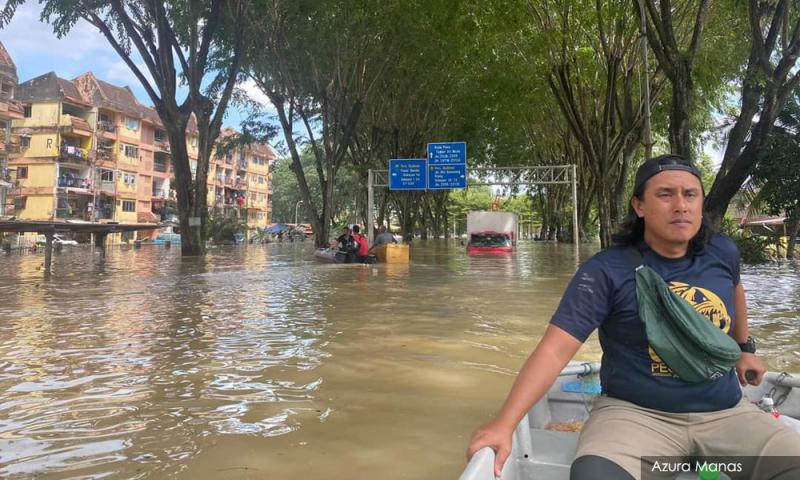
left=572, top=164, right=579, bottom=247
left=367, top=169, right=374, bottom=246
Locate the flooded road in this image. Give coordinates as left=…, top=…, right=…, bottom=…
left=0, top=241, right=798, bottom=479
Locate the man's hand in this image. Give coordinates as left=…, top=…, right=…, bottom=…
left=736, top=352, right=766, bottom=386
left=466, top=419, right=515, bottom=478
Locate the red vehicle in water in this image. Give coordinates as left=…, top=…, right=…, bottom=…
left=466, top=231, right=514, bottom=255
left=465, top=212, right=518, bottom=255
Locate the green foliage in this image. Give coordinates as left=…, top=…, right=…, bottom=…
left=720, top=217, right=771, bottom=265
left=205, top=212, right=246, bottom=244
left=269, top=151, right=360, bottom=224
left=751, top=91, right=800, bottom=219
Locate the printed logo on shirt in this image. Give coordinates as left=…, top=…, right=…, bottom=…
left=649, top=282, right=733, bottom=377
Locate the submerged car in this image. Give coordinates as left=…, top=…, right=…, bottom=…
left=466, top=231, right=513, bottom=255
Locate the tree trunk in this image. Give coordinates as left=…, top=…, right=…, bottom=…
left=596, top=182, right=614, bottom=248
left=669, top=64, right=694, bottom=160
left=166, top=125, right=205, bottom=257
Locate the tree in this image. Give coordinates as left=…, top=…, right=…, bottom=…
left=269, top=154, right=359, bottom=225
left=244, top=0, right=396, bottom=247
left=1, top=0, right=252, bottom=256
left=750, top=91, right=800, bottom=258
left=706, top=0, right=800, bottom=225
left=532, top=0, right=661, bottom=246
left=638, top=0, right=711, bottom=159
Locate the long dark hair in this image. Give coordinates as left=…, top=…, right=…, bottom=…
left=611, top=184, right=714, bottom=255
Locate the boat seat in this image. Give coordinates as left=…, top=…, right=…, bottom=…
left=523, top=428, right=729, bottom=480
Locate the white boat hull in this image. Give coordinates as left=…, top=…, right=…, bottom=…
left=461, top=362, right=800, bottom=480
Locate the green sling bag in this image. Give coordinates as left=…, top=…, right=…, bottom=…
left=628, top=248, right=741, bottom=383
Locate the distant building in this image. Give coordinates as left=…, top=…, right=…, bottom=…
left=0, top=41, right=25, bottom=216
left=3, top=44, right=274, bottom=241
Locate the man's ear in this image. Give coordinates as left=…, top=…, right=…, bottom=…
left=631, top=197, right=644, bottom=219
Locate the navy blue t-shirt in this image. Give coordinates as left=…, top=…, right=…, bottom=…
left=550, top=234, right=742, bottom=413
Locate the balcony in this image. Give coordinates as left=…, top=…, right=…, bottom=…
left=224, top=177, right=234, bottom=186
left=97, top=180, right=115, bottom=194
left=154, top=160, right=169, bottom=173
left=96, top=149, right=116, bottom=162
left=155, top=139, right=171, bottom=152
left=97, top=120, right=116, bottom=133
left=55, top=208, right=91, bottom=221
left=94, top=205, right=114, bottom=220
left=60, top=145, right=89, bottom=164
left=59, top=115, right=93, bottom=137
left=58, top=176, right=92, bottom=189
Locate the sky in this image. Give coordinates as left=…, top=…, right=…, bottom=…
left=0, top=3, right=270, bottom=131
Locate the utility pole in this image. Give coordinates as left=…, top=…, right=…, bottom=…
left=637, top=0, right=653, bottom=160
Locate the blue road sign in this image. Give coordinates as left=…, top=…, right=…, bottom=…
left=389, top=158, right=427, bottom=190
left=428, top=163, right=467, bottom=189
left=427, top=142, right=467, bottom=165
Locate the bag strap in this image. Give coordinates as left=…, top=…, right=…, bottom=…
left=624, top=246, right=645, bottom=271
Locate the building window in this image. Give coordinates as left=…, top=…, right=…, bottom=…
left=21, top=136, right=31, bottom=147
left=124, top=117, right=140, bottom=131
left=121, top=231, right=135, bottom=242
left=123, top=173, right=136, bottom=185
left=122, top=144, right=139, bottom=158
left=23, top=105, right=32, bottom=118
left=16, top=167, right=28, bottom=179
left=122, top=200, right=136, bottom=212
left=99, top=169, right=114, bottom=182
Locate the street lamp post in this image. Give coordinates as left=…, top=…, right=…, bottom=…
left=294, top=200, right=303, bottom=225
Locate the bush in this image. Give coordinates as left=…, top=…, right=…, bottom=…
left=720, top=218, right=771, bottom=265
left=206, top=212, right=246, bottom=245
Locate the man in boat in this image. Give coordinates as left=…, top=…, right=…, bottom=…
left=369, top=225, right=398, bottom=253
left=351, top=225, right=370, bottom=263
left=335, top=226, right=358, bottom=263
left=467, top=154, right=800, bottom=479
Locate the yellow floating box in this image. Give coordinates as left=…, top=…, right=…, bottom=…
left=375, top=243, right=410, bottom=263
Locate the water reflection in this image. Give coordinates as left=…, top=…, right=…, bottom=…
left=0, top=241, right=797, bottom=478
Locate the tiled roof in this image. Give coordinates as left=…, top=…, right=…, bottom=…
left=74, top=72, right=144, bottom=115
left=16, top=72, right=91, bottom=106
left=56, top=77, right=89, bottom=105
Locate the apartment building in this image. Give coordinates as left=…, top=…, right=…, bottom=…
left=0, top=42, right=25, bottom=216
left=215, top=128, right=273, bottom=231
left=6, top=61, right=273, bottom=239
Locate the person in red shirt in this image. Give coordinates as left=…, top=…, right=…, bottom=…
left=351, top=225, right=369, bottom=263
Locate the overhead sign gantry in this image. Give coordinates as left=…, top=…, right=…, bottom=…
left=370, top=142, right=579, bottom=246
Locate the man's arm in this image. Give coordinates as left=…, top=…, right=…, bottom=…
left=732, top=282, right=765, bottom=385
left=732, top=283, right=748, bottom=343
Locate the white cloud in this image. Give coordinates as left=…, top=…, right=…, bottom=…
left=104, top=59, right=155, bottom=91
left=238, top=78, right=277, bottom=114
left=1, top=3, right=114, bottom=62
